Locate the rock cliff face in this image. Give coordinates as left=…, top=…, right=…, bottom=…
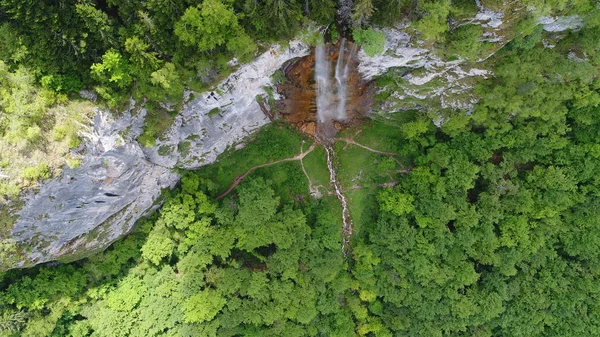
left=9, top=105, right=180, bottom=267
left=12, top=144, right=179, bottom=266
left=145, top=41, right=310, bottom=169
left=5, top=41, right=310, bottom=269
left=277, top=40, right=374, bottom=136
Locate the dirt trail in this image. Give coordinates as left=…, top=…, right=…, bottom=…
left=337, top=137, right=411, bottom=170
left=215, top=142, right=317, bottom=200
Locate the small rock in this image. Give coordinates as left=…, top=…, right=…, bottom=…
left=79, top=90, right=97, bottom=102
left=300, top=122, right=316, bottom=135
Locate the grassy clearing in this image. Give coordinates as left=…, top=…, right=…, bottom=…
left=335, top=122, right=410, bottom=235
left=253, top=161, right=309, bottom=204
left=346, top=188, right=379, bottom=237
left=352, top=123, right=403, bottom=152
left=334, top=141, right=375, bottom=236
left=193, top=123, right=306, bottom=194
left=302, top=146, right=330, bottom=189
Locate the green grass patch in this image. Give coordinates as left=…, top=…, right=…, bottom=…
left=334, top=123, right=408, bottom=235
left=208, top=107, right=220, bottom=118
left=346, top=187, right=379, bottom=237
left=138, top=102, right=177, bottom=148
left=252, top=161, right=308, bottom=204
left=158, top=145, right=172, bottom=156
left=194, top=123, right=305, bottom=195
left=178, top=141, right=191, bottom=157
left=353, top=123, right=402, bottom=152
left=302, top=146, right=330, bottom=188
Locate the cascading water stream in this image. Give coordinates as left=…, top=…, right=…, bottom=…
left=335, top=39, right=355, bottom=121
left=324, top=145, right=353, bottom=255
left=315, top=38, right=355, bottom=123
left=315, top=43, right=332, bottom=123
left=335, top=39, right=347, bottom=121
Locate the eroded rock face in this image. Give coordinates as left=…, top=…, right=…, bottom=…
left=5, top=41, right=311, bottom=269
left=145, top=40, right=311, bottom=169
left=12, top=144, right=179, bottom=266
left=277, top=41, right=374, bottom=137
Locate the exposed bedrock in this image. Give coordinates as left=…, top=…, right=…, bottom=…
left=277, top=40, right=374, bottom=138
left=5, top=41, right=311, bottom=269
left=145, top=41, right=311, bottom=169
left=11, top=143, right=179, bottom=267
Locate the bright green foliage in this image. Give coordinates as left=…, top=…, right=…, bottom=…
left=182, top=289, right=226, bottom=323
left=351, top=0, right=375, bottom=27
left=91, top=50, right=133, bottom=90
left=175, top=0, right=245, bottom=53
left=0, top=63, right=52, bottom=144
left=141, top=224, right=175, bottom=265
left=377, top=189, right=415, bottom=216
left=352, top=28, right=386, bottom=57
left=226, top=34, right=258, bottom=62
left=124, top=37, right=161, bottom=72
left=21, top=164, right=50, bottom=181
left=40, top=74, right=83, bottom=94
left=0, top=62, right=93, bottom=199
left=415, top=0, right=451, bottom=42
left=150, top=63, right=182, bottom=93
left=349, top=18, right=600, bottom=337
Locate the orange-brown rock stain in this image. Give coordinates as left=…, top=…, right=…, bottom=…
left=276, top=41, right=374, bottom=137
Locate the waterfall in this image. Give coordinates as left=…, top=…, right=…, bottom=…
left=315, top=38, right=353, bottom=124
left=315, top=38, right=356, bottom=255
left=334, top=39, right=347, bottom=121
left=335, top=39, right=355, bottom=121
left=315, top=43, right=332, bottom=123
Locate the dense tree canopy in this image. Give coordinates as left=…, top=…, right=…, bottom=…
left=2, top=0, right=600, bottom=336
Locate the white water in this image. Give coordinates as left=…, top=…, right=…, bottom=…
left=315, top=43, right=332, bottom=123
left=324, top=145, right=353, bottom=255
left=315, top=39, right=354, bottom=123
left=334, top=39, right=353, bottom=121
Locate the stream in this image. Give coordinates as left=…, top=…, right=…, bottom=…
left=324, top=144, right=353, bottom=256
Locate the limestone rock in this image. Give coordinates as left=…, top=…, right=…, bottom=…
left=145, top=40, right=310, bottom=169
left=12, top=144, right=179, bottom=267
left=4, top=41, right=311, bottom=270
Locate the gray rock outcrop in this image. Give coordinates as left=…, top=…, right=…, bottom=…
left=5, top=41, right=310, bottom=269
left=145, top=40, right=310, bottom=169
left=12, top=144, right=179, bottom=266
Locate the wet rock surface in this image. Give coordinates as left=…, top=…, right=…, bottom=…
left=277, top=41, right=374, bottom=138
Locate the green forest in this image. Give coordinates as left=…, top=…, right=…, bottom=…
left=2, top=0, right=600, bottom=336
